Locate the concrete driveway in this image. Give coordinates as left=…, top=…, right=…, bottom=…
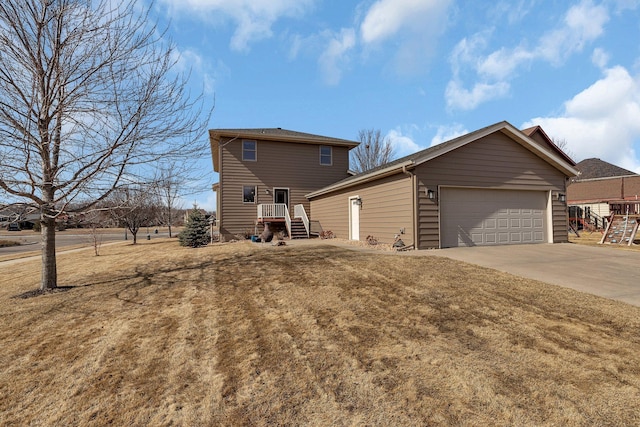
left=428, top=243, right=640, bottom=307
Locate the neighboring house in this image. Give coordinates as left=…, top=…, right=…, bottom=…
left=0, top=204, right=39, bottom=230
left=209, top=128, right=359, bottom=241
left=567, top=158, right=640, bottom=223
left=307, top=121, right=578, bottom=249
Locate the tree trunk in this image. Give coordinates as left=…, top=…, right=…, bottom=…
left=41, top=216, right=57, bottom=290
left=132, top=231, right=138, bottom=244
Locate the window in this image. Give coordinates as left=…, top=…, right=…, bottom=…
left=242, top=140, right=257, bottom=161
left=320, top=145, right=332, bottom=166
left=243, top=185, right=257, bottom=203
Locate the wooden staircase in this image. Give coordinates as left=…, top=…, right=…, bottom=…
left=600, top=215, right=640, bottom=245
left=290, top=219, right=308, bottom=239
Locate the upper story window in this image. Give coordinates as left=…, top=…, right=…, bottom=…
left=242, top=140, right=257, bottom=161
left=320, top=145, right=332, bottom=166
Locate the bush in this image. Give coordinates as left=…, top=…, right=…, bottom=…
left=319, top=230, right=335, bottom=239
left=178, top=208, right=210, bottom=248
left=0, top=239, right=20, bottom=248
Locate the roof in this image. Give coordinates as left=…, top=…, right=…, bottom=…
left=307, top=121, right=580, bottom=198
left=572, top=158, right=637, bottom=181
left=521, top=125, right=576, bottom=166
left=209, top=128, right=360, bottom=172
left=209, top=128, right=359, bottom=147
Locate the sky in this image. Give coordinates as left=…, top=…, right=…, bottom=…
left=150, top=0, right=640, bottom=211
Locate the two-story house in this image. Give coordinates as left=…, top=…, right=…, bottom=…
left=211, top=122, right=578, bottom=248
left=209, top=128, right=359, bottom=241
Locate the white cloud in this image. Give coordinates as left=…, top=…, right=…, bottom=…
left=591, top=47, right=610, bottom=69
left=386, top=128, right=423, bottom=157
left=523, top=65, right=640, bottom=173
left=360, top=0, right=449, bottom=44
left=478, top=47, right=534, bottom=80
left=359, top=0, right=452, bottom=74
left=430, top=123, right=469, bottom=146
left=318, top=29, right=356, bottom=86
left=446, top=0, right=610, bottom=111
left=159, top=0, right=314, bottom=52
left=536, top=0, right=609, bottom=64
left=445, top=80, right=510, bottom=111
left=489, top=1, right=535, bottom=25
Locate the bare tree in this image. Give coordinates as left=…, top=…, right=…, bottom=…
left=0, top=0, right=210, bottom=290
left=552, top=137, right=575, bottom=160
left=350, top=129, right=395, bottom=173
left=83, top=210, right=104, bottom=256
left=109, top=186, right=159, bottom=245
left=155, top=162, right=194, bottom=238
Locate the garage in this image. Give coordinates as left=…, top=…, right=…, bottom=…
left=440, top=188, right=548, bottom=248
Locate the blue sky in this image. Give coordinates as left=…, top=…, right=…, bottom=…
left=151, top=0, right=640, bottom=211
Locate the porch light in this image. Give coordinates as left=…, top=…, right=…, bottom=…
left=558, top=193, right=566, bottom=202
left=426, top=189, right=436, bottom=200
left=355, top=197, right=363, bottom=207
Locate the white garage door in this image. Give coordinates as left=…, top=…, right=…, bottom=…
left=440, top=188, right=547, bottom=248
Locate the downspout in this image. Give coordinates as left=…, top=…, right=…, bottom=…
left=215, top=134, right=240, bottom=241
left=402, top=164, right=417, bottom=250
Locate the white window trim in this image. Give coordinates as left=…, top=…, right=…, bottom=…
left=320, top=145, right=332, bottom=166
left=243, top=185, right=257, bottom=204
left=242, top=139, right=257, bottom=162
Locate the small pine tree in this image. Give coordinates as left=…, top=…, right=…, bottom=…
left=179, top=207, right=210, bottom=248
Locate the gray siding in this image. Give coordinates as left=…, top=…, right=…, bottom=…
left=310, top=173, right=414, bottom=245
left=218, top=137, right=351, bottom=240
left=415, top=132, right=568, bottom=249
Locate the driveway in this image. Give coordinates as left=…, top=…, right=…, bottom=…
left=428, top=243, right=640, bottom=307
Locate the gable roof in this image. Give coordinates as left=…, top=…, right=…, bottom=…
left=307, top=121, right=580, bottom=198
left=520, top=125, right=576, bottom=166
left=209, top=128, right=359, bottom=172
left=209, top=128, right=359, bottom=147
left=572, top=158, right=637, bottom=181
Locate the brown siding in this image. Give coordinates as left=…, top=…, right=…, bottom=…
left=310, top=173, right=414, bottom=245
left=568, top=178, right=622, bottom=202
left=551, top=194, right=569, bottom=243
left=567, top=176, right=640, bottom=203
left=218, top=137, right=351, bottom=239
left=624, top=176, right=640, bottom=198
left=415, top=132, right=567, bottom=248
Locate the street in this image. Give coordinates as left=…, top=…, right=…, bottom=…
left=0, top=228, right=173, bottom=255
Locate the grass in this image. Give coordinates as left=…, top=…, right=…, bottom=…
left=569, top=229, right=640, bottom=250
left=1, top=239, right=639, bottom=425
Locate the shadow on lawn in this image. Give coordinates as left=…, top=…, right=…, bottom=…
left=10, top=243, right=354, bottom=301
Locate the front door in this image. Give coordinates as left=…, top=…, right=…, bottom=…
left=274, top=188, right=289, bottom=208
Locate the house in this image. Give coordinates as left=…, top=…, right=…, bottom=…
left=567, top=158, right=640, bottom=226
left=0, top=204, right=39, bottom=230
left=307, top=121, right=578, bottom=249
left=209, top=128, right=359, bottom=241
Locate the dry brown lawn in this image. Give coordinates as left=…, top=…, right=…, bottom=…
left=569, top=229, right=640, bottom=250
left=1, top=239, right=639, bottom=426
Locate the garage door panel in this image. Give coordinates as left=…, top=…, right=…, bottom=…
left=441, top=188, right=547, bottom=247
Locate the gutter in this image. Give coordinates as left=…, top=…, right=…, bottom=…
left=306, top=160, right=415, bottom=198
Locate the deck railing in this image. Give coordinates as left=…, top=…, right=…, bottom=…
left=257, top=203, right=292, bottom=237
left=257, top=203, right=288, bottom=219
